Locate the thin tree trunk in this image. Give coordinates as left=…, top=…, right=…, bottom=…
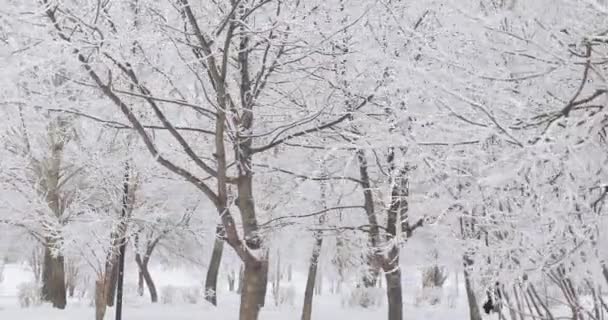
left=464, top=268, right=482, bottom=320
left=501, top=287, right=518, bottom=320
left=239, top=258, right=269, bottom=320
left=137, top=270, right=144, bottom=296
left=529, top=284, right=554, bottom=319
left=512, top=285, right=526, bottom=320
left=135, top=254, right=158, bottom=303
left=228, top=269, right=236, bottom=292
left=41, top=244, right=67, bottom=309
left=273, top=249, right=281, bottom=305
left=68, top=285, right=75, bottom=298
left=205, top=225, right=225, bottom=306
left=301, top=235, right=323, bottom=320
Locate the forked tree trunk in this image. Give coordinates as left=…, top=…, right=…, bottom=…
left=94, top=279, right=107, bottom=320
left=135, top=253, right=158, bottom=303
left=41, top=245, right=67, bottom=309
left=239, top=258, right=269, bottom=320
left=464, top=269, right=482, bottom=320
left=301, top=235, right=323, bottom=320
left=205, top=225, right=225, bottom=306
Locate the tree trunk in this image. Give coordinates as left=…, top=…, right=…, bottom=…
left=137, top=270, right=144, bottom=296
left=239, top=258, right=269, bottom=320
left=315, top=268, right=323, bottom=296
left=385, top=268, right=403, bottom=320
left=272, top=249, right=281, bottom=305
left=287, top=264, right=293, bottom=282
left=94, top=279, right=107, bottom=320
left=464, top=269, right=482, bottom=320
left=105, top=262, right=118, bottom=307
left=238, top=265, right=244, bottom=294
left=68, top=284, right=75, bottom=298
left=228, top=269, right=236, bottom=292
left=512, top=285, right=526, bottom=320
left=41, top=245, right=67, bottom=309
left=301, top=235, right=323, bottom=320
left=135, top=254, right=158, bottom=303
left=205, top=225, right=225, bottom=306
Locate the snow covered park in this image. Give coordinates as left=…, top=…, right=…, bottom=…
left=1, top=0, right=608, bottom=320
left=0, top=262, right=472, bottom=320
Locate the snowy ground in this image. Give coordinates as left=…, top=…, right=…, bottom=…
left=0, top=263, right=476, bottom=319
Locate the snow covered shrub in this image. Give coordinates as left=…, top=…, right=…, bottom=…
left=420, top=286, right=443, bottom=306
left=17, top=282, right=41, bottom=308
left=122, top=282, right=142, bottom=303
left=161, top=285, right=201, bottom=304
left=275, top=285, right=296, bottom=306
left=341, top=286, right=383, bottom=308
left=161, top=285, right=178, bottom=304
left=420, top=266, right=447, bottom=305
left=182, top=286, right=200, bottom=304
left=446, top=289, right=457, bottom=308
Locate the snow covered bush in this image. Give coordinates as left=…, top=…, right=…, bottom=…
left=160, top=285, right=178, bottom=304
left=275, top=285, right=296, bottom=307
left=161, top=285, right=201, bottom=304
left=341, top=286, right=384, bottom=308
left=182, top=287, right=200, bottom=304
left=17, top=282, right=41, bottom=308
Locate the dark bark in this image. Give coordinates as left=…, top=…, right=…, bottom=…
left=115, top=162, right=131, bottom=320
left=239, top=259, right=269, bottom=320
left=137, top=270, right=144, bottom=296
left=105, top=255, right=119, bottom=306
left=301, top=235, right=323, bottom=320
left=385, top=269, right=403, bottom=320
left=205, top=225, right=225, bottom=306
left=228, top=269, right=236, bottom=292
left=67, top=284, right=75, bottom=298
left=94, top=279, right=106, bottom=320
left=356, top=150, right=382, bottom=290
left=135, top=253, right=158, bottom=303
left=238, top=265, right=244, bottom=293
left=235, top=172, right=269, bottom=315
left=41, top=244, right=67, bottom=309
left=464, top=268, right=482, bottom=320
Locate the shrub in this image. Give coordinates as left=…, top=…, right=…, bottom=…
left=17, top=282, right=42, bottom=308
